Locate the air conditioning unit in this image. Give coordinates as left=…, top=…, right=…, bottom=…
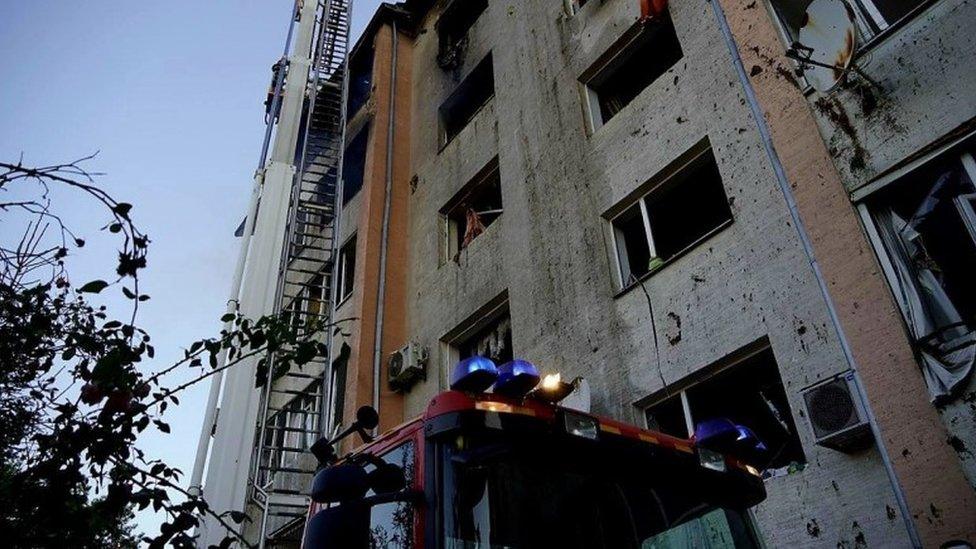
left=801, top=371, right=872, bottom=452
left=388, top=342, right=428, bottom=393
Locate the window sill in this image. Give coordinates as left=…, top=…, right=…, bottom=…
left=443, top=216, right=502, bottom=268
left=613, top=218, right=733, bottom=299
left=336, top=292, right=353, bottom=310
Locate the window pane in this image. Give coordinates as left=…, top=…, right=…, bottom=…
left=613, top=203, right=652, bottom=285
left=458, top=312, right=513, bottom=365
left=867, top=0, right=925, bottom=26
left=369, top=443, right=416, bottom=548
left=645, top=150, right=732, bottom=261
left=343, top=125, right=370, bottom=205
left=644, top=394, right=689, bottom=438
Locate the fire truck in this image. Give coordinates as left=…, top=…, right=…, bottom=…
left=301, top=357, right=768, bottom=548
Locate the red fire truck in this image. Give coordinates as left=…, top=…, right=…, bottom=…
left=301, top=357, right=768, bottom=548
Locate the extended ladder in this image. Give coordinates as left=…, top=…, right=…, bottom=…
left=251, top=0, right=353, bottom=545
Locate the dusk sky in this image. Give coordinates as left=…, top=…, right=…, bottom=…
left=0, top=0, right=381, bottom=536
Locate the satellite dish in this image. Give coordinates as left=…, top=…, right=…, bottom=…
left=795, top=0, right=857, bottom=92
left=560, top=378, right=591, bottom=413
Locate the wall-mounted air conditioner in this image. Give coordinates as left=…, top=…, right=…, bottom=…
left=801, top=371, right=872, bottom=452
left=388, top=342, right=428, bottom=393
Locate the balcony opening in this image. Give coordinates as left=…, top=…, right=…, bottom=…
left=437, top=0, right=489, bottom=69
left=439, top=54, right=494, bottom=145
left=441, top=157, right=502, bottom=260
left=581, top=16, right=682, bottom=130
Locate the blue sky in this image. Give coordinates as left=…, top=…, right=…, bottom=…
left=0, top=0, right=380, bottom=537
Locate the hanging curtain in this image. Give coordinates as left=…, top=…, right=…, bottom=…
left=873, top=171, right=975, bottom=402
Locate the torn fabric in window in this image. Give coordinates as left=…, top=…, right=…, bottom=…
left=871, top=166, right=976, bottom=401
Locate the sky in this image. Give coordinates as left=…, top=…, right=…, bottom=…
left=0, top=0, right=381, bottom=537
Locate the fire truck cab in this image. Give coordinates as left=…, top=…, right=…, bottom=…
left=302, top=358, right=767, bottom=548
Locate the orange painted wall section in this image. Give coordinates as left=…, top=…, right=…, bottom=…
left=716, top=0, right=976, bottom=544
left=341, top=23, right=414, bottom=436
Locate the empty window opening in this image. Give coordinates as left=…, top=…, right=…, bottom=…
left=347, top=45, right=374, bottom=117
left=337, top=235, right=357, bottom=303
left=643, top=346, right=806, bottom=475
left=441, top=157, right=503, bottom=260
left=440, top=54, right=494, bottom=145
left=861, top=148, right=976, bottom=402
left=342, top=124, right=370, bottom=205
left=582, top=16, right=682, bottom=129
left=610, top=147, right=732, bottom=288
left=437, top=0, right=488, bottom=69
left=458, top=309, right=513, bottom=365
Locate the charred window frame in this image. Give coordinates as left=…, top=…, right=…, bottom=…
left=437, top=0, right=489, bottom=69
left=609, top=145, right=733, bottom=290
left=580, top=15, right=682, bottom=132
left=439, top=54, right=495, bottom=146
left=642, top=344, right=807, bottom=477
left=337, top=234, right=357, bottom=304
left=440, top=157, right=502, bottom=261
left=442, top=293, right=513, bottom=369
left=857, top=145, right=976, bottom=403
left=342, top=123, right=370, bottom=205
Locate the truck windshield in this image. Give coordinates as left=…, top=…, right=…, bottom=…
left=440, top=428, right=760, bottom=549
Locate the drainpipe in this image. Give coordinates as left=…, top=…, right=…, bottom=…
left=372, top=20, right=399, bottom=421
left=706, top=1, right=921, bottom=546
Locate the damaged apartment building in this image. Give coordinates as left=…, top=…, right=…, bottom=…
left=195, top=0, right=976, bottom=547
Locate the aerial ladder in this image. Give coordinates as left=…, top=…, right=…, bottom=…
left=189, top=0, right=353, bottom=547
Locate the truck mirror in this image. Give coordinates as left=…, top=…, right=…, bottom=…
left=694, top=418, right=768, bottom=467
left=368, top=462, right=406, bottom=495
left=310, top=463, right=369, bottom=503
left=356, top=405, right=380, bottom=430
left=303, top=502, right=370, bottom=549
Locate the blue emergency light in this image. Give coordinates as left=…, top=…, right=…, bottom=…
left=450, top=356, right=499, bottom=392
left=493, top=359, right=541, bottom=398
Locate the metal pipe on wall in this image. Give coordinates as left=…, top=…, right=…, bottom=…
left=706, top=1, right=921, bottom=545
left=372, top=20, right=399, bottom=421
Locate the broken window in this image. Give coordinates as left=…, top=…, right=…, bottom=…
left=860, top=148, right=976, bottom=402
left=347, top=44, right=374, bottom=117
left=581, top=15, right=682, bottom=130
left=437, top=0, right=488, bottom=69
left=610, top=147, right=732, bottom=288
left=457, top=308, right=513, bottom=365
left=441, top=157, right=502, bottom=259
left=643, top=346, right=807, bottom=475
left=337, top=235, right=357, bottom=303
left=342, top=124, right=370, bottom=205
left=768, top=0, right=924, bottom=45
left=439, top=54, right=494, bottom=145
